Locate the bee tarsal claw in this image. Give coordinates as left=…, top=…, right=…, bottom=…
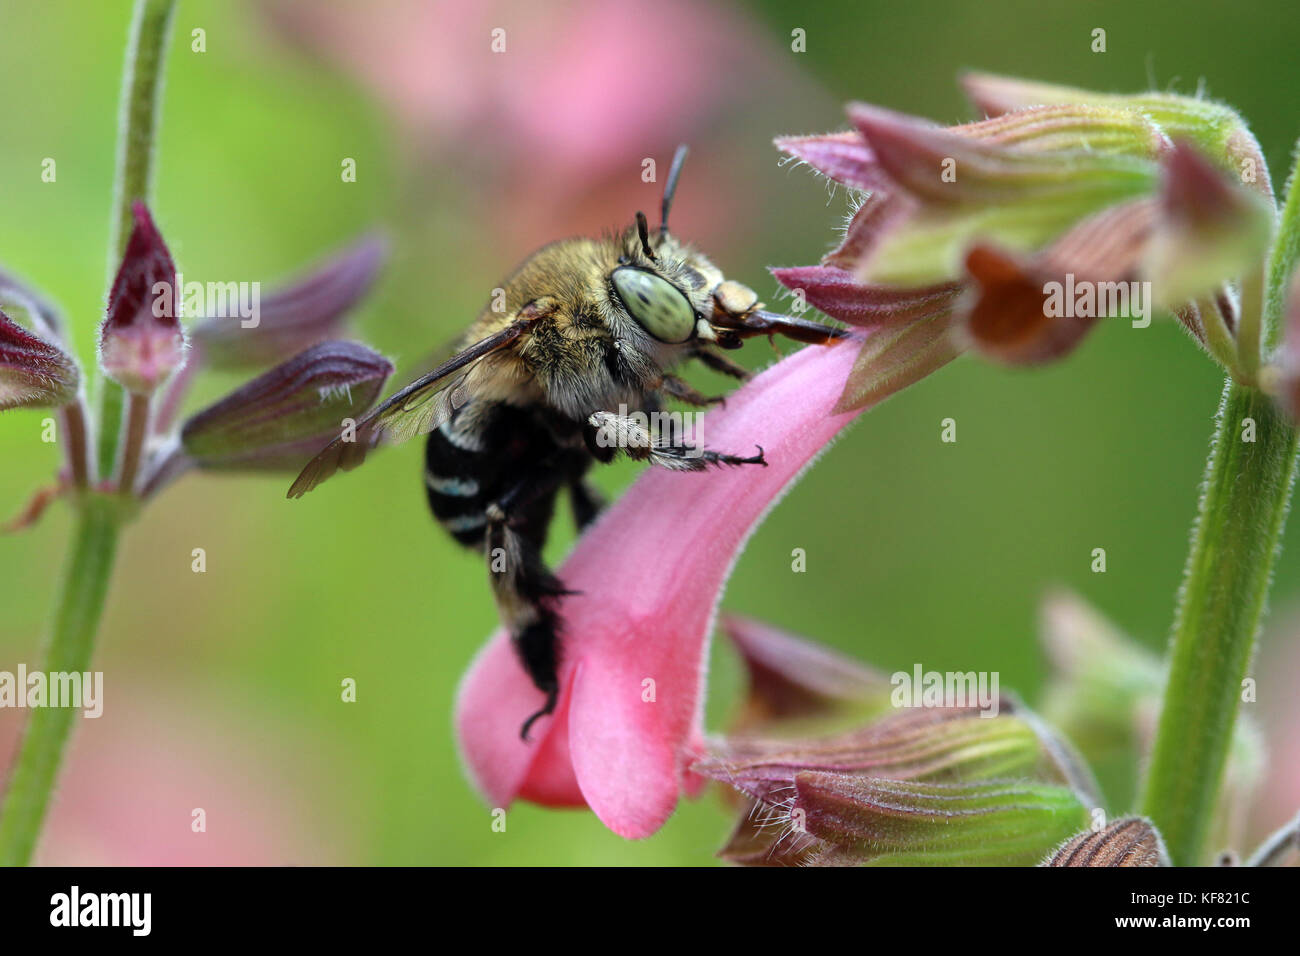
left=519, top=688, right=559, bottom=742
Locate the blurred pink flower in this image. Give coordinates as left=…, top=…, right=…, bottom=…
left=260, top=0, right=810, bottom=251
left=456, top=341, right=863, bottom=838
left=266, top=0, right=762, bottom=173
left=1253, top=607, right=1300, bottom=852
left=1, top=690, right=337, bottom=865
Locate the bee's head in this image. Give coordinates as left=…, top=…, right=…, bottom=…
left=603, top=145, right=715, bottom=346
left=607, top=145, right=848, bottom=352
left=607, top=207, right=715, bottom=345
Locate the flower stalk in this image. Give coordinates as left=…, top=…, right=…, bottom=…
left=0, top=0, right=174, bottom=865
left=1139, top=143, right=1300, bottom=866
left=1244, top=808, right=1300, bottom=866
left=60, top=403, right=91, bottom=488
left=0, top=495, right=122, bottom=865
left=97, top=0, right=176, bottom=480
left=115, top=392, right=151, bottom=495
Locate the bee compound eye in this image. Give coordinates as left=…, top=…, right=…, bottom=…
left=611, top=267, right=696, bottom=344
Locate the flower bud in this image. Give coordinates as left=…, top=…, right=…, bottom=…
left=1038, top=589, right=1262, bottom=834
left=99, top=202, right=185, bottom=395
left=696, top=705, right=1044, bottom=808
left=1144, top=142, right=1273, bottom=308
left=771, top=266, right=961, bottom=331
left=961, top=199, right=1157, bottom=364
left=1044, top=816, right=1169, bottom=867
left=720, top=615, right=892, bottom=731
left=961, top=72, right=1271, bottom=197
left=835, top=316, right=961, bottom=413
left=716, top=801, right=822, bottom=867
left=794, top=774, right=1089, bottom=866
left=848, top=102, right=1161, bottom=208
left=0, top=267, right=63, bottom=340
left=840, top=104, right=1159, bottom=286
left=825, top=190, right=917, bottom=273
left=954, top=104, right=1169, bottom=157
left=865, top=180, right=1157, bottom=288
left=0, top=303, right=80, bottom=411
left=1038, top=590, right=1164, bottom=761
left=180, top=340, right=393, bottom=470
left=191, top=233, right=387, bottom=369
left=774, top=131, right=880, bottom=192
left=770, top=266, right=963, bottom=413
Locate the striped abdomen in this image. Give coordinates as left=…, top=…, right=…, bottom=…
left=424, top=400, right=575, bottom=549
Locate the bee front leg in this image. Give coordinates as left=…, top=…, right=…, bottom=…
left=586, top=411, right=767, bottom=472
left=651, top=444, right=768, bottom=471
left=693, top=347, right=753, bottom=381
left=659, top=373, right=725, bottom=408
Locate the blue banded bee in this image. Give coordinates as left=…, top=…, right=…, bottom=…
left=288, top=148, right=846, bottom=739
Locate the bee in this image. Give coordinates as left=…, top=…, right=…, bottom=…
left=288, top=147, right=846, bottom=739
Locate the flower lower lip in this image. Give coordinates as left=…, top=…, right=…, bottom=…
left=456, top=341, right=865, bottom=838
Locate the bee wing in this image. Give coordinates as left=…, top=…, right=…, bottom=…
left=286, top=318, right=532, bottom=498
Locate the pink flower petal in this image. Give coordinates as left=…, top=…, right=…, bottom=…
left=456, top=340, right=864, bottom=837
left=775, top=132, right=882, bottom=191
left=772, top=265, right=960, bottom=330
left=455, top=634, right=582, bottom=808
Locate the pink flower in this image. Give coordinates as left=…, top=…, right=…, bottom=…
left=258, top=0, right=815, bottom=255
left=455, top=341, right=863, bottom=838
left=774, top=85, right=1274, bottom=409
left=263, top=0, right=769, bottom=177
left=0, top=689, right=337, bottom=865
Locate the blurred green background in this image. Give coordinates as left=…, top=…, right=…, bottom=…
left=1, top=0, right=1298, bottom=864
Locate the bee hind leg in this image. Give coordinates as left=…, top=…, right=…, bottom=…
left=516, top=615, right=560, bottom=742
left=484, top=475, right=572, bottom=741
left=567, top=477, right=606, bottom=532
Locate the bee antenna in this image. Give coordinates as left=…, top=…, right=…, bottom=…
left=660, top=144, right=689, bottom=234
left=635, top=211, right=657, bottom=260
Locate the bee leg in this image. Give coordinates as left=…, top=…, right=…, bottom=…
left=587, top=411, right=767, bottom=472
left=660, top=374, right=725, bottom=408
left=567, top=477, right=606, bottom=532
left=651, top=443, right=767, bottom=471
left=484, top=472, right=571, bottom=741
left=694, top=347, right=753, bottom=381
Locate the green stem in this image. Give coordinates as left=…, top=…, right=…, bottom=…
left=0, top=496, right=121, bottom=865
left=1140, top=143, right=1300, bottom=865
left=96, top=0, right=176, bottom=479
left=0, top=0, right=174, bottom=866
